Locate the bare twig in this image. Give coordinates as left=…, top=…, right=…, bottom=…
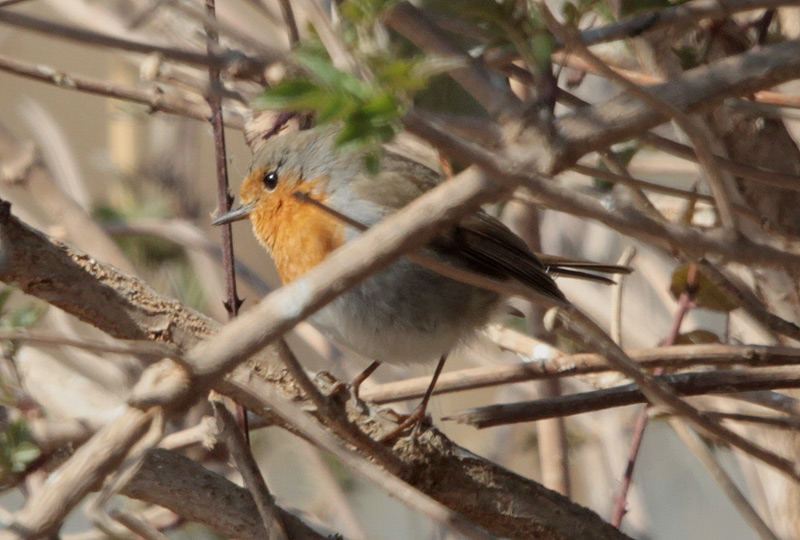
left=361, top=343, right=800, bottom=403
left=0, top=328, right=183, bottom=362
left=205, top=0, right=241, bottom=322
left=212, top=401, right=289, bottom=540
left=0, top=10, right=277, bottom=72
left=444, top=369, right=800, bottom=426
left=277, top=0, right=300, bottom=46
left=1, top=408, right=155, bottom=540
left=669, top=419, right=780, bottom=540
left=611, top=247, right=637, bottom=345
left=570, top=163, right=762, bottom=224
left=274, top=339, right=401, bottom=469
left=611, top=265, right=696, bottom=528
left=539, top=2, right=741, bottom=235
left=384, top=2, right=519, bottom=116
left=579, top=0, right=794, bottom=46
left=0, top=54, right=247, bottom=127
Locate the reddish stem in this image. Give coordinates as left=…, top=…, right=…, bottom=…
left=611, top=265, right=697, bottom=527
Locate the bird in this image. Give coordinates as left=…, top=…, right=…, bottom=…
left=213, top=126, right=629, bottom=436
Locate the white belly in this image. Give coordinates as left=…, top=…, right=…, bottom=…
left=309, top=259, right=502, bottom=365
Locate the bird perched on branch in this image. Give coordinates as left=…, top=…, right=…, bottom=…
left=214, top=126, right=628, bottom=436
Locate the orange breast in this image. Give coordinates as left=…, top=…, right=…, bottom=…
left=248, top=177, right=345, bottom=283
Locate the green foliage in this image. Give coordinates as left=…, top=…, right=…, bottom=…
left=0, top=419, right=40, bottom=477
left=257, top=38, right=426, bottom=165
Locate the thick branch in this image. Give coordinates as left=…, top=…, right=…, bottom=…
left=125, top=449, right=326, bottom=540
left=558, top=39, right=800, bottom=163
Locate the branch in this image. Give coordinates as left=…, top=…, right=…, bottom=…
left=360, top=343, right=800, bottom=404
left=0, top=54, right=244, bottom=126
left=124, top=449, right=328, bottom=540
left=0, top=10, right=277, bottom=72
left=558, top=39, right=800, bottom=162
left=580, top=0, right=794, bottom=46
left=446, top=369, right=800, bottom=427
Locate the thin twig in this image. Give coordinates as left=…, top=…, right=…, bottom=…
left=611, top=265, right=696, bottom=527
left=0, top=9, right=277, bottom=72
left=234, top=381, right=499, bottom=540
left=539, top=2, right=741, bottom=235
left=0, top=328, right=183, bottom=362
left=578, top=0, right=792, bottom=47
left=0, top=53, right=246, bottom=127
left=361, top=343, right=800, bottom=403
left=1, top=409, right=155, bottom=539
left=212, top=402, right=289, bottom=540
left=274, top=339, right=401, bottom=468
left=555, top=87, right=800, bottom=196
left=205, top=0, right=246, bottom=437
left=668, top=419, right=780, bottom=540
left=384, top=2, right=519, bottom=116
left=611, top=247, right=637, bottom=346
left=277, top=0, right=300, bottom=46
left=570, top=163, right=762, bottom=224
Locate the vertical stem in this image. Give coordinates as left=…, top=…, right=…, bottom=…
left=611, top=264, right=696, bottom=528
left=205, top=0, right=245, bottom=435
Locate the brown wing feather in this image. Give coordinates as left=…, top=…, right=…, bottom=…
left=430, top=213, right=567, bottom=302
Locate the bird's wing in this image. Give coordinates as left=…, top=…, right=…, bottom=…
left=429, top=212, right=567, bottom=303
left=350, top=154, right=627, bottom=297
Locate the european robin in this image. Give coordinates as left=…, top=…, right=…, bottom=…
left=214, top=126, right=628, bottom=433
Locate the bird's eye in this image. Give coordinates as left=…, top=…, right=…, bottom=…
left=263, top=170, right=278, bottom=191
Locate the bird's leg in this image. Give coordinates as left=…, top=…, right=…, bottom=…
left=381, top=354, right=448, bottom=443
left=350, top=360, right=381, bottom=403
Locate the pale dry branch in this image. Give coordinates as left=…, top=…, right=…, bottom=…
left=0, top=408, right=155, bottom=540
left=124, top=449, right=328, bottom=540
left=0, top=10, right=277, bottom=72
left=361, top=343, right=800, bottom=403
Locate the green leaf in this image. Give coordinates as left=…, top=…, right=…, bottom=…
left=256, top=80, right=327, bottom=111
left=670, top=264, right=739, bottom=312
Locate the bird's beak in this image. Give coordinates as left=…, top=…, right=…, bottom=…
left=212, top=201, right=257, bottom=226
